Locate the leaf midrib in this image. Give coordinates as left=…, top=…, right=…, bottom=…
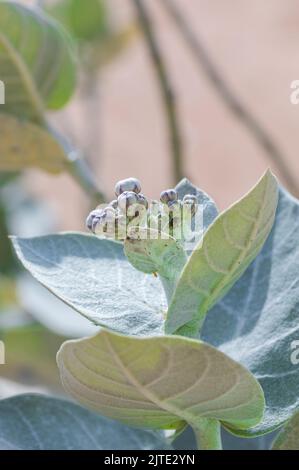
left=168, top=174, right=273, bottom=333
left=104, top=332, right=211, bottom=429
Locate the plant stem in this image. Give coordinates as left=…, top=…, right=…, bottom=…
left=192, top=418, right=222, bottom=450
left=132, top=0, right=184, bottom=184
left=160, top=0, right=299, bottom=197
left=66, top=150, right=106, bottom=204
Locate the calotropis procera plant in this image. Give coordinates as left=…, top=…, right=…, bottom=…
left=11, top=170, right=299, bottom=450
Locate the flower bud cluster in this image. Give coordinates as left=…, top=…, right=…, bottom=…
left=86, top=178, right=198, bottom=241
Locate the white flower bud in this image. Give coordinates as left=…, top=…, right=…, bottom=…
left=115, top=178, right=141, bottom=197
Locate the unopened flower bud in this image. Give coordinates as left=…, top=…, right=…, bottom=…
left=86, top=209, right=104, bottom=232
left=160, top=189, right=178, bottom=204
left=115, top=178, right=141, bottom=197
left=168, top=199, right=182, bottom=212
left=183, top=194, right=197, bottom=216
left=109, top=199, right=118, bottom=210
left=117, top=191, right=140, bottom=213
left=136, top=193, right=149, bottom=209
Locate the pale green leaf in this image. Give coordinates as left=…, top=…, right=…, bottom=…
left=165, top=170, right=278, bottom=337
left=175, top=178, right=218, bottom=237
left=272, top=410, right=299, bottom=450
left=202, top=188, right=299, bottom=437
left=0, top=1, right=76, bottom=121
left=123, top=178, right=218, bottom=302
left=12, top=233, right=167, bottom=336
left=17, top=275, right=99, bottom=338
left=0, top=114, right=68, bottom=173
left=124, top=229, right=187, bottom=302
left=57, top=329, right=265, bottom=433
left=0, top=394, right=170, bottom=450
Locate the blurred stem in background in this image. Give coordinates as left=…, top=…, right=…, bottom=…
left=66, top=151, right=106, bottom=204
left=132, top=0, right=184, bottom=184
left=161, top=0, right=299, bottom=198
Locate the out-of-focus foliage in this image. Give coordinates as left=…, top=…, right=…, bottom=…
left=0, top=1, right=77, bottom=120
left=46, top=0, right=108, bottom=42
left=0, top=1, right=77, bottom=174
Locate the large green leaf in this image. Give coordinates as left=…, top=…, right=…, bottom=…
left=12, top=233, right=167, bottom=336
left=272, top=410, right=299, bottom=450
left=0, top=1, right=76, bottom=121
left=0, top=394, right=170, bottom=450
left=202, top=188, right=299, bottom=436
left=17, top=275, right=99, bottom=338
left=0, top=114, right=68, bottom=173
left=57, top=329, right=265, bottom=434
left=165, top=170, right=278, bottom=337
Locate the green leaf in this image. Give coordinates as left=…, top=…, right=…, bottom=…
left=202, top=188, right=299, bottom=436
left=12, top=233, right=167, bottom=336
left=0, top=1, right=76, bottom=121
left=0, top=114, right=68, bottom=173
left=123, top=179, right=218, bottom=302
left=272, top=410, right=299, bottom=450
left=124, top=229, right=187, bottom=303
left=57, top=329, right=265, bottom=433
left=47, top=0, right=107, bottom=42
left=0, top=394, right=170, bottom=449
left=165, top=170, right=278, bottom=337
left=17, top=275, right=99, bottom=338
left=175, top=178, right=218, bottom=236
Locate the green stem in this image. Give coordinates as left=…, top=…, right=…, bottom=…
left=192, top=418, right=222, bottom=450
left=47, top=124, right=106, bottom=205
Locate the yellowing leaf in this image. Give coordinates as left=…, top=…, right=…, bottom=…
left=0, top=114, right=68, bottom=174
left=57, top=329, right=265, bottom=433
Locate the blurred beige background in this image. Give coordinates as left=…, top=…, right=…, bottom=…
left=24, top=0, right=299, bottom=229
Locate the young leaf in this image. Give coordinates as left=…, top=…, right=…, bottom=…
left=124, top=229, right=187, bottom=302
left=124, top=179, right=218, bottom=301
left=12, top=233, right=167, bottom=336
left=165, top=170, right=278, bottom=337
left=175, top=178, right=218, bottom=235
left=0, top=394, right=170, bottom=450
left=0, top=1, right=76, bottom=121
left=0, top=114, right=68, bottom=173
left=271, top=410, right=299, bottom=450
left=202, top=188, right=299, bottom=437
left=57, top=329, right=265, bottom=433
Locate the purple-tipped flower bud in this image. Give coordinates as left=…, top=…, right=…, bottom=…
left=117, top=191, right=140, bottom=212
left=160, top=189, right=178, bottom=204
left=136, top=193, right=149, bottom=209
left=86, top=209, right=104, bottom=232
left=109, top=199, right=118, bottom=210
left=115, top=177, right=141, bottom=197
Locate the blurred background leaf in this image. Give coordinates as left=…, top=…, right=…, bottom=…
left=0, top=0, right=77, bottom=121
